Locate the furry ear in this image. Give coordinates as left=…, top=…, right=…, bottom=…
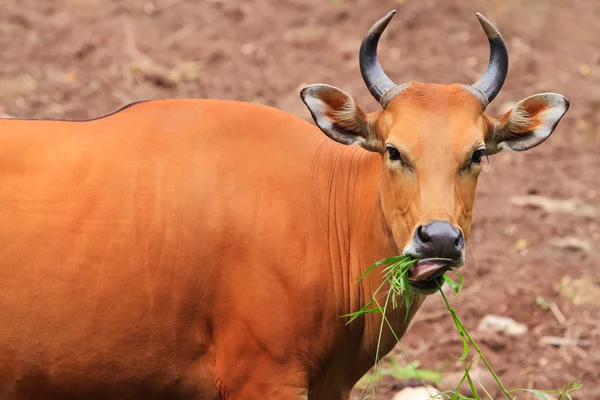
left=301, top=84, right=382, bottom=152
left=486, top=93, right=569, bottom=154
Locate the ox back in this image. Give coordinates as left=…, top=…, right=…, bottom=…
left=0, top=100, right=399, bottom=400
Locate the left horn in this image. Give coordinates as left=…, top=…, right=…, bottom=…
left=470, top=13, right=509, bottom=107
left=359, top=10, right=407, bottom=108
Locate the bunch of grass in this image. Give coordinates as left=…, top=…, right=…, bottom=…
left=345, top=256, right=582, bottom=400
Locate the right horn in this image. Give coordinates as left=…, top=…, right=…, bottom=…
left=359, top=10, right=406, bottom=108
left=470, top=13, right=509, bottom=107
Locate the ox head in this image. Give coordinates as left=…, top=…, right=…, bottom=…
left=301, top=11, right=569, bottom=294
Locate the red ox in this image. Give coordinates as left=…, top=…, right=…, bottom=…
left=0, top=11, right=568, bottom=400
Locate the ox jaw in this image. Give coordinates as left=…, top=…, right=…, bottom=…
left=408, top=258, right=454, bottom=295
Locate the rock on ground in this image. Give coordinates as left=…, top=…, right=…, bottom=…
left=476, top=314, right=528, bottom=336
left=391, top=386, right=440, bottom=400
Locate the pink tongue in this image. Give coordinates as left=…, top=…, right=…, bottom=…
left=409, top=258, right=453, bottom=281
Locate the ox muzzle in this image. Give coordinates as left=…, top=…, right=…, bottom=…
left=403, top=221, right=465, bottom=294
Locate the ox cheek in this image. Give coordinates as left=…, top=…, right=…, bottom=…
left=455, top=173, right=479, bottom=241
left=380, top=167, right=418, bottom=250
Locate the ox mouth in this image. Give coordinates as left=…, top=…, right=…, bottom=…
left=408, top=258, right=455, bottom=295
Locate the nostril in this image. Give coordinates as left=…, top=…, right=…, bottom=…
left=455, top=233, right=464, bottom=250
left=416, top=225, right=430, bottom=243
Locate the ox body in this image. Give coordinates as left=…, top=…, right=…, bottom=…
left=0, top=11, right=568, bottom=400
left=0, top=99, right=411, bottom=400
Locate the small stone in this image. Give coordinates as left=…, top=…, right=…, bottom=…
left=509, top=195, right=597, bottom=218
left=476, top=314, right=528, bottom=336
left=392, top=386, right=440, bottom=400
left=549, top=237, right=593, bottom=254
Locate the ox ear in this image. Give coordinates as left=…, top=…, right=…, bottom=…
left=301, top=84, right=382, bottom=152
left=486, top=93, right=569, bottom=155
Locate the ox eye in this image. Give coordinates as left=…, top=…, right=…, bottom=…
left=386, top=145, right=403, bottom=162
left=386, top=145, right=413, bottom=170
left=470, top=148, right=488, bottom=165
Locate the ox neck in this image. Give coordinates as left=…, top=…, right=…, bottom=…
left=314, top=140, right=424, bottom=368
left=317, top=142, right=394, bottom=272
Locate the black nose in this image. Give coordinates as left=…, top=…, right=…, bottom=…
left=414, top=221, right=464, bottom=260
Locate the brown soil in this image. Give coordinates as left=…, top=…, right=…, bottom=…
left=1, top=0, right=599, bottom=398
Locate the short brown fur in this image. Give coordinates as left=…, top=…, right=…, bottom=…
left=0, top=69, right=568, bottom=399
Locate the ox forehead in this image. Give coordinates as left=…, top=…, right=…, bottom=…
left=0, top=9, right=569, bottom=400
left=302, top=10, right=569, bottom=293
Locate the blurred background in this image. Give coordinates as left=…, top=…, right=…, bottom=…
left=1, top=0, right=598, bottom=398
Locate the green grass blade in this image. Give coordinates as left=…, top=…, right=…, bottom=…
left=402, top=273, right=412, bottom=322
left=442, top=273, right=464, bottom=294
left=457, top=358, right=480, bottom=399
left=342, top=299, right=376, bottom=325
left=342, top=306, right=384, bottom=324
left=346, top=254, right=581, bottom=400
left=439, top=289, right=514, bottom=399
left=515, top=389, right=549, bottom=400
left=357, top=256, right=416, bottom=283
left=480, top=383, right=493, bottom=400
left=451, top=358, right=479, bottom=395
left=465, top=371, right=480, bottom=400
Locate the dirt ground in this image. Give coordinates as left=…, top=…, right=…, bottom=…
left=1, top=0, right=599, bottom=398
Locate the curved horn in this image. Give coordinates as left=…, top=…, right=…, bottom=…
left=359, top=10, right=406, bottom=107
left=471, top=13, right=509, bottom=107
